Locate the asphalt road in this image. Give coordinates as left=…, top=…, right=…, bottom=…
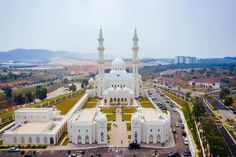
left=202, top=97, right=236, bottom=157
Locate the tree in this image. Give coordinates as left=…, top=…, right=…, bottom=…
left=219, top=87, right=230, bottom=99
left=192, top=98, right=205, bottom=122
left=82, top=79, right=89, bottom=86
left=224, top=96, right=233, bottom=106
left=35, top=86, right=47, bottom=101
left=2, top=86, right=12, bottom=98
left=14, top=94, right=26, bottom=105
left=185, top=91, right=191, bottom=98
left=25, top=92, right=34, bottom=104
left=69, top=84, right=77, bottom=92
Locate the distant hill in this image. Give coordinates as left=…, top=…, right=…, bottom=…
left=0, top=49, right=113, bottom=61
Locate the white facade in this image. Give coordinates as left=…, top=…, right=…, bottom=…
left=94, top=29, right=143, bottom=105
left=131, top=108, right=171, bottom=144
left=67, top=108, right=107, bottom=144
left=3, top=108, right=67, bottom=145
left=189, top=81, right=221, bottom=89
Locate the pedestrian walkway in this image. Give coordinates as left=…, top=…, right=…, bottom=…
left=109, top=108, right=129, bottom=147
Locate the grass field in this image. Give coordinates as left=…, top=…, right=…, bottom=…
left=122, top=113, right=132, bottom=121
left=126, top=122, right=131, bottom=131
left=106, top=114, right=116, bottom=121
left=121, top=108, right=136, bottom=113
left=0, top=91, right=84, bottom=120
left=139, top=97, right=155, bottom=108
left=101, top=107, right=116, bottom=113
left=81, top=98, right=97, bottom=109
left=107, top=123, right=111, bottom=131
left=56, top=93, right=84, bottom=115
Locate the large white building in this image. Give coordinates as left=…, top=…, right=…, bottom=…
left=131, top=108, right=171, bottom=144
left=67, top=108, right=107, bottom=144
left=174, top=56, right=197, bottom=64
left=3, top=108, right=67, bottom=145
left=94, top=29, right=143, bottom=106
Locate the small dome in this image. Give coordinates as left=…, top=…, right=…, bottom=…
left=131, top=114, right=140, bottom=121
left=111, top=58, right=125, bottom=70
left=96, top=114, right=107, bottom=121
left=106, top=87, right=115, bottom=92
left=116, top=87, right=121, bottom=91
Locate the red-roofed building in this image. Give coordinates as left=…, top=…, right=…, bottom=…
left=189, top=78, right=221, bottom=89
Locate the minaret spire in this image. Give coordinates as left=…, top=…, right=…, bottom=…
left=132, top=28, right=139, bottom=76
left=97, top=28, right=105, bottom=75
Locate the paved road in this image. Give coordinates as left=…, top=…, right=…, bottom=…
left=202, top=97, right=236, bottom=157
left=149, top=89, right=190, bottom=156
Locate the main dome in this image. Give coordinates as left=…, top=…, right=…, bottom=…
left=111, top=58, right=125, bottom=71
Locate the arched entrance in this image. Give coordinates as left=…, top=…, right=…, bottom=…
left=157, top=135, right=161, bottom=143
left=50, top=137, right=54, bottom=145
left=78, top=136, right=82, bottom=144
left=149, top=135, right=153, bottom=143
left=85, top=135, right=89, bottom=144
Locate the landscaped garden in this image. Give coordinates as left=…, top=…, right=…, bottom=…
left=139, top=97, right=155, bottom=108
left=81, top=97, right=97, bottom=109
left=101, top=107, right=116, bottom=113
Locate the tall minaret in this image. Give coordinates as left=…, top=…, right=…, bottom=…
left=97, top=28, right=105, bottom=75
left=132, top=28, right=139, bottom=75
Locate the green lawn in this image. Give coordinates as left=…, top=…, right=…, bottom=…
left=122, top=108, right=136, bottom=113
left=101, top=107, right=116, bottom=113
left=57, top=132, right=67, bottom=145
left=107, top=123, right=111, bottom=131
left=56, top=94, right=84, bottom=115
left=0, top=121, right=13, bottom=129
left=126, top=122, right=131, bottom=131
left=139, top=98, right=155, bottom=109
left=0, top=91, right=83, bottom=120
left=81, top=98, right=97, bottom=109
left=106, top=114, right=116, bottom=121
left=122, top=113, right=132, bottom=121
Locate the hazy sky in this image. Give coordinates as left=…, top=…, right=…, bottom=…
left=0, top=0, right=236, bottom=58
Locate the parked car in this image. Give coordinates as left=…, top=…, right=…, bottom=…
left=179, top=118, right=182, bottom=123
left=8, top=147, right=19, bottom=152
left=182, top=130, right=187, bottom=137
left=128, top=142, right=141, bottom=149
left=170, top=103, right=174, bottom=107
left=183, top=148, right=191, bottom=156
left=168, top=151, right=179, bottom=157
left=184, top=138, right=189, bottom=145
left=172, top=128, right=176, bottom=133
left=181, top=124, right=185, bottom=129
left=175, top=123, right=179, bottom=127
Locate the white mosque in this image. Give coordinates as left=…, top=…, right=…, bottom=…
left=94, top=28, right=143, bottom=106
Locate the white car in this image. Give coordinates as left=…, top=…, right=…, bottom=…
left=175, top=122, right=179, bottom=127
left=8, top=147, right=20, bottom=152
left=184, top=138, right=189, bottom=145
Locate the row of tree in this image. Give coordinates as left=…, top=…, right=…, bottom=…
left=220, top=87, right=233, bottom=107
left=192, top=98, right=229, bottom=157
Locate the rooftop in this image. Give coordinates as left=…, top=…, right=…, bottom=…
left=15, top=108, right=53, bottom=113
left=71, top=108, right=97, bottom=123
left=138, top=108, right=169, bottom=123
left=10, top=122, right=52, bottom=134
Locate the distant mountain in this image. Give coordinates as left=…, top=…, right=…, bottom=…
left=0, top=49, right=113, bottom=61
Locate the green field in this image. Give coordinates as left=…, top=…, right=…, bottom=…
left=0, top=91, right=84, bottom=120
left=107, top=123, right=111, bottom=131
left=101, top=107, right=116, bottom=113
left=122, top=113, right=132, bottom=121
left=82, top=98, right=97, bottom=109
left=126, top=122, right=131, bottom=131
left=139, top=97, right=155, bottom=108
left=106, top=114, right=116, bottom=121
left=121, top=108, right=136, bottom=113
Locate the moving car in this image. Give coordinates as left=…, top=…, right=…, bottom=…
left=8, top=147, right=19, bottom=152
